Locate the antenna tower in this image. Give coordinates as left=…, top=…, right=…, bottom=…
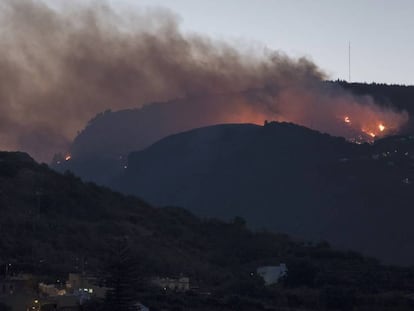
left=348, top=41, right=351, bottom=82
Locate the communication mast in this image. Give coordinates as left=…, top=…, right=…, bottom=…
left=348, top=41, right=351, bottom=82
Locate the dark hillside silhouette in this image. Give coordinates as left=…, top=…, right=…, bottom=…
left=54, top=81, right=414, bottom=185
left=2, top=151, right=414, bottom=310
left=113, top=122, right=414, bottom=265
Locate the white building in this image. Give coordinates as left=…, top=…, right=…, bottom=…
left=257, top=264, right=288, bottom=285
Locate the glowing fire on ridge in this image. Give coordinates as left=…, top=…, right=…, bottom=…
left=65, top=155, right=71, bottom=161
left=342, top=115, right=391, bottom=141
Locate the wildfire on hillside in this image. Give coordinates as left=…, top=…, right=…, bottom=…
left=342, top=115, right=393, bottom=142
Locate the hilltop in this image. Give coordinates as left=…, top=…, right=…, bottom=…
left=54, top=81, right=414, bottom=184
left=112, top=122, right=414, bottom=265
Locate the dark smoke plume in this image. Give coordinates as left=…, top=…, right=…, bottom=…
left=0, top=0, right=408, bottom=161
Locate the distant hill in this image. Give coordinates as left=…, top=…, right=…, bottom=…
left=112, top=122, right=414, bottom=265
left=59, top=96, right=240, bottom=184
left=50, top=81, right=414, bottom=265
left=337, top=81, right=414, bottom=115
left=54, top=81, right=414, bottom=184
left=336, top=81, right=414, bottom=133
left=2, top=151, right=414, bottom=310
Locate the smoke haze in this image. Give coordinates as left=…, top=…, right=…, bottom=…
left=0, top=0, right=408, bottom=161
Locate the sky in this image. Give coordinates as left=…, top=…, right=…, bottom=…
left=107, top=0, right=414, bottom=85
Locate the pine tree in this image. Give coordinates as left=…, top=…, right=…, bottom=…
left=104, top=237, right=140, bottom=311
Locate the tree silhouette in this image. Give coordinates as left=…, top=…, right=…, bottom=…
left=104, top=238, right=140, bottom=311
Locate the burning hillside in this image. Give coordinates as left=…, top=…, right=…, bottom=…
left=0, top=0, right=408, bottom=161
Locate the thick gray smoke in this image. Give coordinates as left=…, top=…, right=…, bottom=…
left=0, top=0, right=408, bottom=161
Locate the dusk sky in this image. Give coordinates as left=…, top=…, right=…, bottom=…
left=110, top=0, right=414, bottom=85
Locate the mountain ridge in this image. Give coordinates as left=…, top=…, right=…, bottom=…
left=54, top=81, right=414, bottom=184
left=112, top=122, right=414, bottom=265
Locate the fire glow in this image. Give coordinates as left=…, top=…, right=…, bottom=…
left=0, top=0, right=409, bottom=161
left=342, top=115, right=396, bottom=142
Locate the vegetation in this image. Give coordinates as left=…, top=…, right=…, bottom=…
left=104, top=239, right=142, bottom=311
left=1, top=151, right=414, bottom=310
left=114, top=120, right=414, bottom=265
left=0, top=303, right=11, bottom=311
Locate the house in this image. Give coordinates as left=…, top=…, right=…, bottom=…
left=27, top=295, right=79, bottom=311
left=39, top=282, right=66, bottom=296
left=257, top=264, right=288, bottom=285
left=66, top=273, right=109, bottom=299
